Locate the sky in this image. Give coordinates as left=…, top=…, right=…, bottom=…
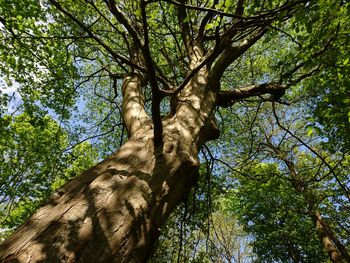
left=0, top=78, right=22, bottom=114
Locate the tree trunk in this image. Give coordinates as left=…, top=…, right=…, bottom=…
left=284, top=160, right=350, bottom=263
left=0, top=68, right=219, bottom=262
left=312, top=211, right=350, bottom=263
left=0, top=133, right=192, bottom=262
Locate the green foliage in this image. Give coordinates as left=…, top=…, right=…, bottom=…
left=299, top=1, right=350, bottom=151
left=0, top=0, right=349, bottom=260
left=224, top=163, right=327, bottom=262
left=0, top=1, right=78, bottom=118
left=0, top=112, right=97, bottom=240
left=215, top=100, right=350, bottom=262
left=148, top=161, right=253, bottom=262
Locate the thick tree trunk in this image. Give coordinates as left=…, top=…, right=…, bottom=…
left=0, top=132, right=196, bottom=262
left=0, top=67, right=219, bottom=262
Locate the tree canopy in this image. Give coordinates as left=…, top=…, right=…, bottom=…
left=0, top=110, right=97, bottom=240
left=0, top=0, right=349, bottom=262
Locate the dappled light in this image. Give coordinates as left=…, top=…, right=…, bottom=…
left=0, top=0, right=349, bottom=262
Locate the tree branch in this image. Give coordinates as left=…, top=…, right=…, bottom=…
left=272, top=103, right=350, bottom=203
left=103, top=0, right=144, bottom=48
left=279, top=29, right=339, bottom=82
left=287, top=66, right=322, bottom=86
left=140, top=0, right=163, bottom=147
left=235, top=0, right=245, bottom=17
left=211, top=27, right=268, bottom=83
left=217, top=83, right=287, bottom=107
left=197, top=0, right=218, bottom=41
left=121, top=73, right=152, bottom=138
left=48, top=0, right=143, bottom=71
left=159, top=0, right=306, bottom=20
left=177, top=0, right=197, bottom=63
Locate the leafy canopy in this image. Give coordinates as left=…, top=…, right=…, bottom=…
left=0, top=0, right=350, bottom=260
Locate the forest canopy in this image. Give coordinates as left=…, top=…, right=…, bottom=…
left=0, top=0, right=349, bottom=262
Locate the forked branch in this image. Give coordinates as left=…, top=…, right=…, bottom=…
left=211, top=27, right=268, bottom=83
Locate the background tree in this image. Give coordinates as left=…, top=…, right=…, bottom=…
left=0, top=105, right=98, bottom=240
left=0, top=0, right=349, bottom=262
left=221, top=102, right=350, bottom=262
left=149, top=164, right=253, bottom=263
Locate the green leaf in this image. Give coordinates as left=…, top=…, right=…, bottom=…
left=306, top=126, right=313, bottom=136
left=204, top=23, right=214, bottom=30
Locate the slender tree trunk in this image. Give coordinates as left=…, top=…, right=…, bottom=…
left=282, top=160, right=350, bottom=263
left=0, top=68, right=219, bottom=262
left=311, top=211, right=350, bottom=263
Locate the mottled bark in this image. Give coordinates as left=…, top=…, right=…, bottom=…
left=0, top=69, right=218, bottom=262
left=0, top=1, right=318, bottom=261
left=0, top=134, right=192, bottom=262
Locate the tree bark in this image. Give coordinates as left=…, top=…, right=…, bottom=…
left=0, top=133, right=193, bottom=262
left=0, top=70, right=219, bottom=262
left=312, top=211, right=350, bottom=263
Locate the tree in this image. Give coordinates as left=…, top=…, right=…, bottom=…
left=0, top=0, right=349, bottom=262
left=221, top=102, right=350, bottom=262
left=0, top=110, right=98, bottom=240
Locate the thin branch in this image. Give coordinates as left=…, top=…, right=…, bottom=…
left=272, top=103, right=350, bottom=202
left=197, top=0, right=218, bottom=40
left=270, top=24, right=302, bottom=49
left=158, top=0, right=306, bottom=20
left=48, top=0, right=143, bottom=71
left=103, top=0, right=144, bottom=48
left=280, top=30, right=339, bottom=82
left=235, top=0, right=245, bottom=16
left=287, top=66, right=322, bottom=86
left=211, top=27, right=268, bottom=83
left=140, top=0, right=163, bottom=147
left=63, top=124, right=121, bottom=153
left=177, top=0, right=196, bottom=61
